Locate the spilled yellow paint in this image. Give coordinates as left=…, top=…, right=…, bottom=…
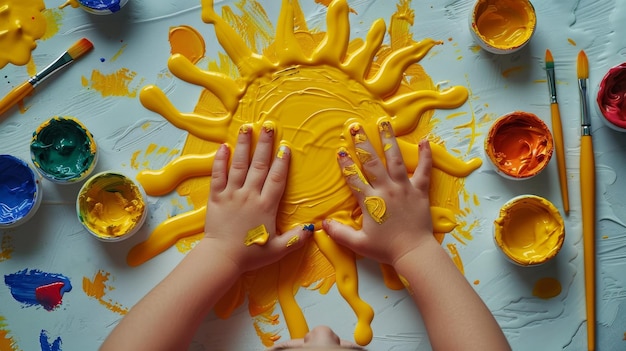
left=110, top=43, right=128, bottom=62
left=532, top=277, right=562, bottom=299
left=82, top=270, right=129, bottom=315
left=81, top=68, right=143, bottom=97
left=0, top=234, right=13, bottom=262
left=128, top=0, right=482, bottom=347
left=0, top=0, right=47, bottom=68
left=130, top=144, right=180, bottom=170
left=41, top=8, right=63, bottom=40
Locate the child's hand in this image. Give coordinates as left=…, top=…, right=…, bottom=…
left=323, top=121, right=435, bottom=266
left=204, top=124, right=313, bottom=273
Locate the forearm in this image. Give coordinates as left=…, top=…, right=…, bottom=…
left=393, top=237, right=511, bottom=351
left=100, top=239, right=241, bottom=351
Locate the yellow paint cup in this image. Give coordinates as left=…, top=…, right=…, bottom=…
left=469, top=0, right=537, bottom=54
left=494, top=195, right=564, bottom=266
left=77, top=172, right=147, bottom=242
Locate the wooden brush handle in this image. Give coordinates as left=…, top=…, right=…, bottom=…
left=0, top=81, right=34, bottom=117
left=551, top=103, right=569, bottom=214
left=580, top=134, right=596, bottom=351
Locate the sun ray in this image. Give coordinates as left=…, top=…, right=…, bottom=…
left=139, top=85, right=232, bottom=142
left=398, top=139, right=481, bottom=177
left=341, top=19, right=386, bottom=80
left=137, top=152, right=215, bottom=196
left=168, top=54, right=243, bottom=112
left=201, top=0, right=275, bottom=78
left=276, top=0, right=310, bottom=65
left=127, top=206, right=207, bottom=267
left=310, top=0, right=350, bottom=65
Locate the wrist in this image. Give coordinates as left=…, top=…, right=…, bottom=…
left=391, top=234, right=441, bottom=271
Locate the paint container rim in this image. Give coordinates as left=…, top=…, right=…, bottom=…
left=77, top=0, right=129, bottom=15
left=30, top=116, right=98, bottom=184
left=493, top=194, right=564, bottom=266
left=484, top=111, right=554, bottom=180
left=76, top=171, right=147, bottom=242
left=595, top=62, right=626, bottom=132
left=0, top=155, right=43, bottom=229
left=469, top=0, right=537, bottom=54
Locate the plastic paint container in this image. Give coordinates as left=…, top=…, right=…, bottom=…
left=0, top=155, right=43, bottom=229
left=484, top=111, right=553, bottom=180
left=469, top=0, right=537, bottom=54
left=30, top=117, right=98, bottom=184
left=596, top=62, right=626, bottom=132
left=77, top=0, right=128, bottom=15
left=494, top=195, right=564, bottom=266
left=77, top=172, right=147, bottom=242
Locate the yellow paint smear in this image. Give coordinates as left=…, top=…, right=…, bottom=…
left=446, top=243, right=464, bottom=275
left=363, top=196, right=388, bottom=224
left=0, top=316, right=20, bottom=351
left=0, top=0, right=47, bottom=68
left=41, top=8, right=63, bottom=40
left=0, top=234, right=13, bottom=262
left=83, top=270, right=128, bottom=315
left=245, top=224, right=270, bottom=246
left=128, top=0, right=482, bottom=347
left=82, top=68, right=142, bottom=97
left=532, top=277, right=562, bottom=299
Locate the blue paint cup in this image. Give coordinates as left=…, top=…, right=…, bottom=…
left=0, top=155, right=43, bottom=229
left=77, top=0, right=128, bottom=15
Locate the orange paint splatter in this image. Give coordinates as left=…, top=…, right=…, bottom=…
left=0, top=234, right=14, bottom=262
left=0, top=316, right=20, bottom=351
left=568, top=38, right=577, bottom=46
left=473, top=280, right=480, bottom=285
left=82, top=270, right=129, bottom=315
left=82, top=68, right=143, bottom=97
left=532, top=277, right=562, bottom=299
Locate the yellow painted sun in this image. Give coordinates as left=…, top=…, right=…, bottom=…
left=128, top=0, right=481, bottom=346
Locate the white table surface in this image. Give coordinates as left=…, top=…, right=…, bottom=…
left=1, top=0, right=625, bottom=350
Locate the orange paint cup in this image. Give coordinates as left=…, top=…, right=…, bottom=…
left=484, top=111, right=553, bottom=180
left=494, top=195, right=564, bottom=266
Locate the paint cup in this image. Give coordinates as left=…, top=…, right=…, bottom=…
left=76, top=0, right=128, bottom=15
left=596, top=62, right=626, bottom=132
left=469, top=0, right=537, bottom=54
left=30, top=116, right=98, bottom=184
left=493, top=195, right=564, bottom=266
left=484, top=111, right=553, bottom=180
left=76, top=172, right=147, bottom=242
left=0, top=155, right=43, bottom=229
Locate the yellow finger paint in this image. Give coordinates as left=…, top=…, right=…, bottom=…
left=485, top=111, right=553, bottom=179
left=77, top=172, right=147, bottom=241
left=0, top=0, right=47, bottom=68
left=470, top=0, right=536, bottom=54
left=245, top=224, right=270, bottom=246
left=169, top=25, right=206, bottom=65
left=363, top=196, right=388, bottom=224
left=286, top=235, right=299, bottom=248
left=494, top=195, right=564, bottom=266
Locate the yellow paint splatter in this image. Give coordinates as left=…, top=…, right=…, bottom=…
left=82, top=68, right=143, bottom=97
left=110, top=43, right=128, bottom=62
left=0, top=0, right=47, bottom=68
left=286, top=235, right=300, bottom=248
left=0, top=234, right=14, bottom=262
left=568, top=38, right=577, bottom=46
left=473, top=279, right=480, bottom=285
left=446, top=243, right=464, bottom=275
left=175, top=232, right=204, bottom=253
left=41, top=8, right=63, bottom=40
left=0, top=316, right=20, bottom=351
left=82, top=270, right=129, bottom=315
left=130, top=145, right=179, bottom=170
left=245, top=224, right=270, bottom=246
left=502, top=66, right=524, bottom=78
left=532, top=277, right=562, bottom=299
left=363, top=196, right=388, bottom=224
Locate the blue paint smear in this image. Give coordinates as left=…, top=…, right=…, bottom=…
left=78, top=0, right=123, bottom=12
left=4, top=269, right=72, bottom=309
left=40, top=330, right=62, bottom=351
left=0, top=155, right=37, bottom=226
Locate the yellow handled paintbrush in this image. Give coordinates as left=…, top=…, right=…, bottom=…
left=545, top=49, right=570, bottom=215
left=0, top=38, right=94, bottom=117
left=577, top=49, right=596, bottom=351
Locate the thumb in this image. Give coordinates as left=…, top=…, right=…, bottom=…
left=322, top=219, right=363, bottom=251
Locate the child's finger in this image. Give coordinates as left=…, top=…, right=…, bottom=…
left=227, top=125, right=253, bottom=189
left=410, top=139, right=433, bottom=191
left=323, top=219, right=367, bottom=254
left=337, top=147, right=370, bottom=202
left=210, top=143, right=230, bottom=194
left=262, top=144, right=291, bottom=200
left=245, top=123, right=275, bottom=191
left=266, top=224, right=314, bottom=253
left=348, top=123, right=389, bottom=187
left=379, top=120, right=408, bottom=183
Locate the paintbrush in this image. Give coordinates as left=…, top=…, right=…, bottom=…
left=578, top=49, right=596, bottom=351
left=0, top=38, right=94, bottom=117
left=545, top=49, right=570, bottom=215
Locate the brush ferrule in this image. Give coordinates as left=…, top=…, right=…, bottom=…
left=31, top=52, right=74, bottom=87
left=579, top=78, right=591, bottom=135
left=546, top=68, right=557, bottom=103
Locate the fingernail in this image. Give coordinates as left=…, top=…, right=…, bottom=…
left=219, top=143, right=229, bottom=153
left=303, top=223, right=315, bottom=232
left=419, top=139, right=428, bottom=150
left=263, top=122, right=274, bottom=135
left=239, top=124, right=251, bottom=134
left=337, top=147, right=349, bottom=158
left=277, top=144, right=290, bottom=159
left=379, top=120, right=392, bottom=138
left=350, top=123, right=367, bottom=144
left=349, top=123, right=362, bottom=136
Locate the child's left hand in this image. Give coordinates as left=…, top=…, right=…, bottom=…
left=203, top=124, right=313, bottom=273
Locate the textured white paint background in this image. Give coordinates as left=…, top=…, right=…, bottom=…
left=0, top=0, right=625, bottom=350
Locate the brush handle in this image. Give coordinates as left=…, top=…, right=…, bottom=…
left=0, top=81, right=35, bottom=117
left=551, top=103, right=569, bottom=215
left=580, top=134, right=596, bottom=351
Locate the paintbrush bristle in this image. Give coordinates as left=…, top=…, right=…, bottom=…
left=577, top=50, right=589, bottom=79
left=67, top=38, right=94, bottom=60
left=545, top=49, right=554, bottom=69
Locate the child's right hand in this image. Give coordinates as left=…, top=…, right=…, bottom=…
left=323, top=120, right=435, bottom=266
